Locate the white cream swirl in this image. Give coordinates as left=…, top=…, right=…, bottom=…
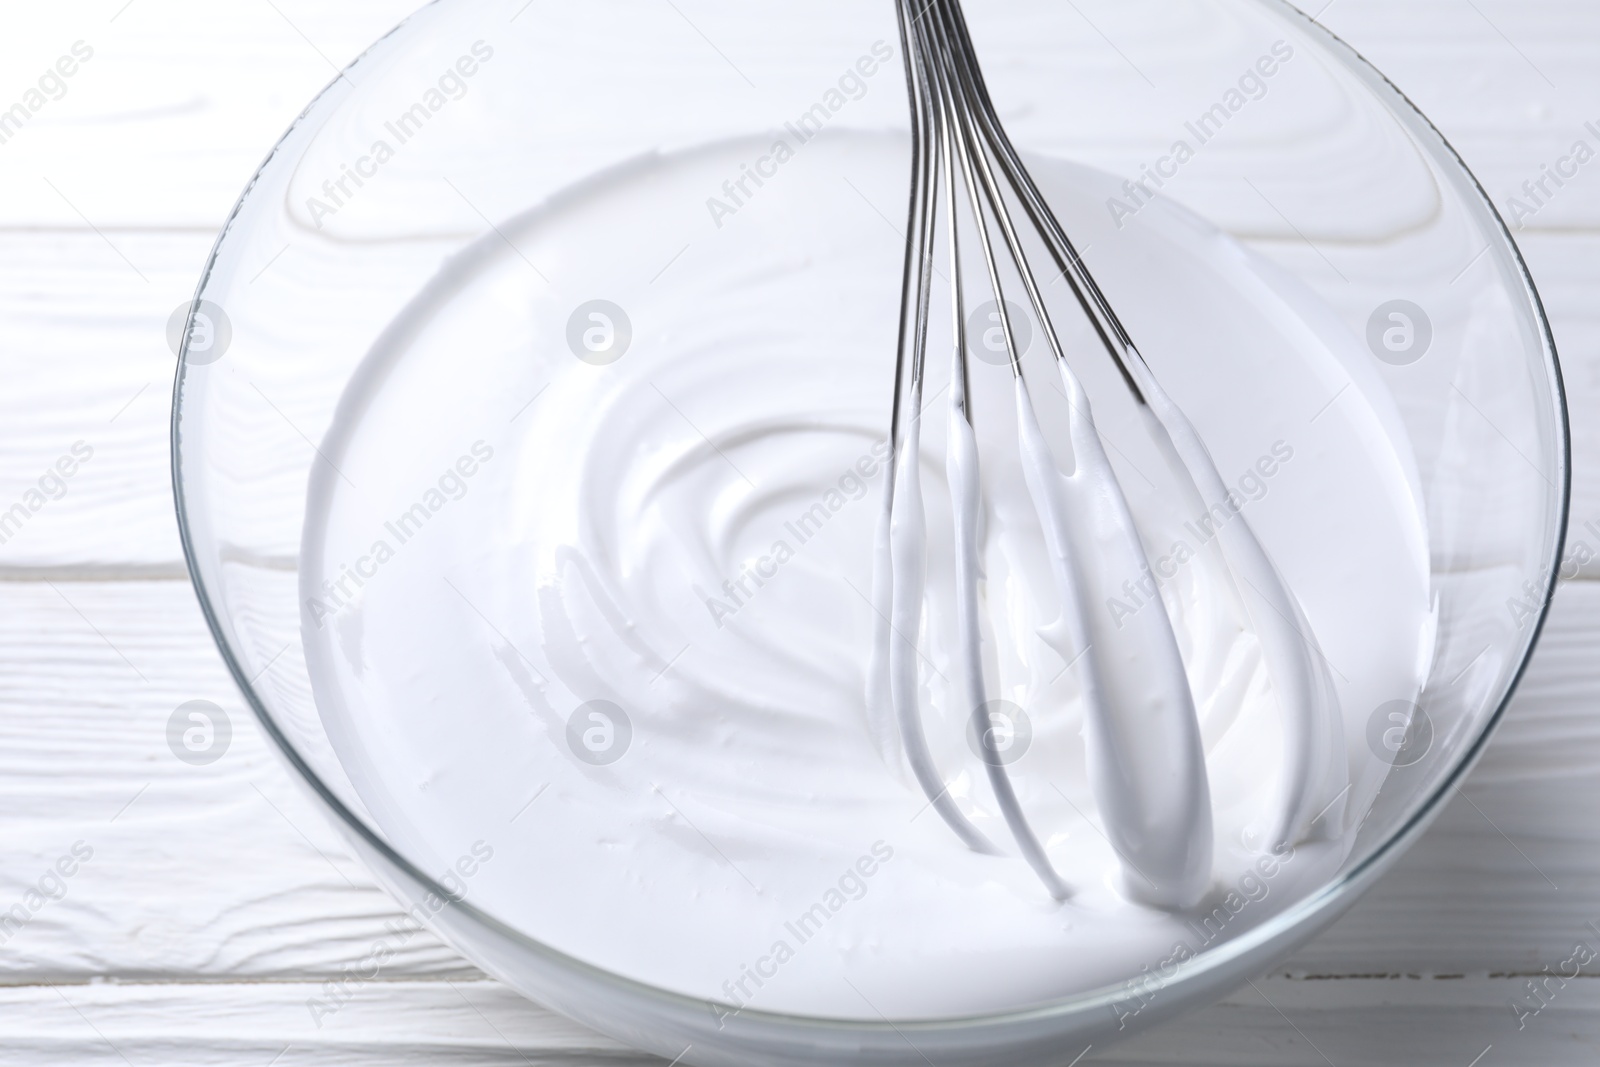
left=300, top=133, right=1431, bottom=1018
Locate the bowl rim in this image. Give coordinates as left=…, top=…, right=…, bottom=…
left=170, top=0, right=1572, bottom=1037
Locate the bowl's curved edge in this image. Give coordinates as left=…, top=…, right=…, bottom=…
left=167, top=1, right=1574, bottom=1063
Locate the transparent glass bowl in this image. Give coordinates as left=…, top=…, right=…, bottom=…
left=173, top=1, right=1568, bottom=1063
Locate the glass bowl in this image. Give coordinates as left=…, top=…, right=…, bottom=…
left=172, top=0, right=1568, bottom=1063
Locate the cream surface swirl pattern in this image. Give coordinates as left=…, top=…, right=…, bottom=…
left=300, top=133, right=1433, bottom=1019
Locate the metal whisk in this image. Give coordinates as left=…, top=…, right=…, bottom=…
left=871, top=0, right=1348, bottom=908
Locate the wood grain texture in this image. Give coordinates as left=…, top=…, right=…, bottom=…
left=2, top=0, right=1600, bottom=1064
left=0, top=975, right=1597, bottom=1066
left=0, top=1, right=423, bottom=230
left=0, top=980, right=642, bottom=1067
left=0, top=578, right=474, bottom=984
left=0, top=0, right=1595, bottom=574
left=0, top=579, right=1593, bottom=983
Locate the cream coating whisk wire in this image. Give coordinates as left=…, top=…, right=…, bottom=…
left=872, top=0, right=1350, bottom=908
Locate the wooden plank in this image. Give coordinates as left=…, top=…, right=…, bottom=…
left=1110, top=974, right=1600, bottom=1065
left=0, top=1, right=422, bottom=230
left=0, top=231, right=206, bottom=574
left=0, top=225, right=1593, bottom=575
left=0, top=975, right=1596, bottom=1066
left=0, top=0, right=1593, bottom=231
left=0, top=577, right=473, bottom=982
left=0, top=576, right=1594, bottom=983
left=0, top=979, right=645, bottom=1067
left=0, top=1, right=1595, bottom=573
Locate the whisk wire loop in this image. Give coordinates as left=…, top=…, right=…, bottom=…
left=873, top=0, right=1348, bottom=907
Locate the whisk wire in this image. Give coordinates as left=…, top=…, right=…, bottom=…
left=876, top=0, right=1344, bottom=906
left=884, top=0, right=1213, bottom=904
left=876, top=0, right=1003, bottom=858
left=910, top=3, right=1076, bottom=898
left=925, top=0, right=1346, bottom=854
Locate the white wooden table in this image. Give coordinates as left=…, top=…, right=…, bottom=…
left=1, top=1, right=1597, bottom=1063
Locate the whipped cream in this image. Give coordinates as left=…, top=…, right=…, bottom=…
left=300, top=132, right=1432, bottom=1020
